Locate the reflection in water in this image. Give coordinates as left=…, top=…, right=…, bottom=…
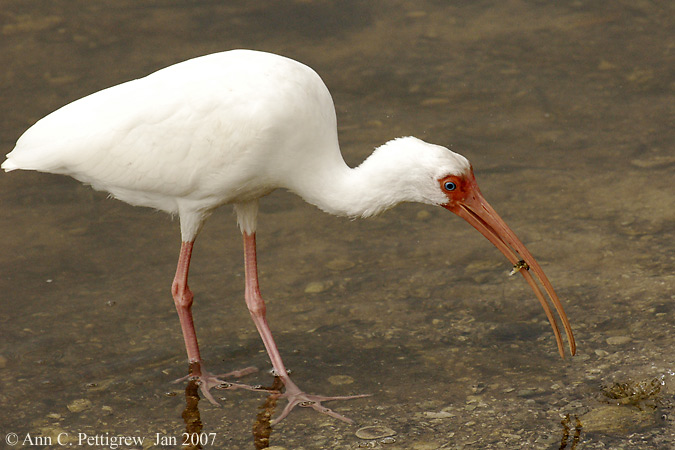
left=179, top=365, right=283, bottom=449
left=1, top=0, right=673, bottom=448
left=178, top=360, right=263, bottom=405
left=182, top=378, right=204, bottom=450
left=559, top=414, right=582, bottom=450
left=252, top=377, right=284, bottom=450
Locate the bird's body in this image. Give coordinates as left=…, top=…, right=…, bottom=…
left=3, top=49, right=574, bottom=424
left=7, top=51, right=338, bottom=236
left=7, top=50, right=467, bottom=237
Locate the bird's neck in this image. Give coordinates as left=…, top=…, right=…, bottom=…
left=289, top=146, right=411, bottom=218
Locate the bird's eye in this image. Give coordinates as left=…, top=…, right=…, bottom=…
left=444, top=181, right=457, bottom=191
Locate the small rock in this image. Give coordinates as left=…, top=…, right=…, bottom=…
left=517, top=388, right=542, bottom=398
left=606, top=336, right=632, bottom=346
left=0, top=354, right=7, bottom=368
left=67, top=398, right=92, bottom=413
left=416, top=210, right=431, bottom=220
left=327, top=375, right=354, bottom=385
left=356, top=426, right=396, bottom=440
left=325, top=259, right=355, bottom=271
left=630, top=155, right=675, bottom=169
left=420, top=98, right=449, bottom=106
left=580, top=405, right=654, bottom=434
left=471, top=383, right=486, bottom=394
left=304, top=281, right=325, bottom=294
left=595, top=349, right=610, bottom=357
left=412, top=443, right=442, bottom=450
left=423, top=411, right=454, bottom=419
left=598, top=59, right=616, bottom=70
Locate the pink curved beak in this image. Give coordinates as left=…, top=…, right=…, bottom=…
left=444, top=170, right=576, bottom=358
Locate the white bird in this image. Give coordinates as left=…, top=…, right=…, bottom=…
left=3, top=49, right=575, bottom=425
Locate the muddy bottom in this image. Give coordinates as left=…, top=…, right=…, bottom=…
left=1, top=1, right=673, bottom=449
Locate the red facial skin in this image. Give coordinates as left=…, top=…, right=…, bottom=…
left=438, top=168, right=576, bottom=358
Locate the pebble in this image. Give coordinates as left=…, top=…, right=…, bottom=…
left=67, top=398, right=92, bottom=413
left=2, top=16, right=63, bottom=34
left=517, top=388, right=542, bottom=398
left=630, top=155, right=675, bottom=169
left=356, top=425, right=397, bottom=440
left=423, top=411, right=454, bottom=419
left=304, top=281, right=326, bottom=293
left=471, top=383, right=487, bottom=394
left=327, top=375, right=354, bottom=385
left=416, top=210, right=431, bottom=220
left=580, top=405, right=654, bottom=434
left=325, top=258, right=355, bottom=270
left=407, top=11, right=428, bottom=18
left=420, top=98, right=449, bottom=106
left=598, top=59, right=616, bottom=70
left=412, top=443, right=442, bottom=450
left=606, top=336, right=632, bottom=345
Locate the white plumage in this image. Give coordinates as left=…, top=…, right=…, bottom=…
left=5, top=50, right=469, bottom=237
left=3, top=49, right=574, bottom=424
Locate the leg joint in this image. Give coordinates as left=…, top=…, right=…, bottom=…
left=172, top=280, right=194, bottom=308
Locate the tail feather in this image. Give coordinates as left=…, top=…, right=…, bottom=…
left=1, top=157, right=20, bottom=172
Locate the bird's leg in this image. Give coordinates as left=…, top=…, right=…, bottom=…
left=172, top=241, right=201, bottom=364
left=171, top=241, right=262, bottom=404
left=242, top=232, right=370, bottom=425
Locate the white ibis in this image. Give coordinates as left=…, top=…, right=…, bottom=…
left=2, top=49, right=575, bottom=425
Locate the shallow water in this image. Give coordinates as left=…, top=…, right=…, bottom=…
left=1, top=1, right=673, bottom=449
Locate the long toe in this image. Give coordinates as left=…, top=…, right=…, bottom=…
left=174, top=365, right=274, bottom=405
left=271, top=391, right=371, bottom=425
left=198, top=373, right=280, bottom=405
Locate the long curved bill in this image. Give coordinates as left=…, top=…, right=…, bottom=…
left=444, top=172, right=576, bottom=358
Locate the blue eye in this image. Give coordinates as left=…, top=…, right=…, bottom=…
left=444, top=181, right=456, bottom=191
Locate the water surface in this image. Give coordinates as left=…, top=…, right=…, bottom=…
left=1, top=1, right=673, bottom=449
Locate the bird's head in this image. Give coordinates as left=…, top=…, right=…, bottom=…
left=381, top=137, right=576, bottom=358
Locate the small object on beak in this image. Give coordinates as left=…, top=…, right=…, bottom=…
left=509, top=260, right=530, bottom=276
left=439, top=168, right=576, bottom=358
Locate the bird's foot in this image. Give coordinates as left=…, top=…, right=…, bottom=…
left=271, top=378, right=371, bottom=425
left=174, top=363, right=277, bottom=405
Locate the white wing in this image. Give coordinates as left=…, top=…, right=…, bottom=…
left=3, top=50, right=340, bottom=212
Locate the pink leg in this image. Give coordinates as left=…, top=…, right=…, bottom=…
left=172, top=242, right=201, bottom=364
left=242, top=232, right=370, bottom=425
left=171, top=241, right=261, bottom=404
